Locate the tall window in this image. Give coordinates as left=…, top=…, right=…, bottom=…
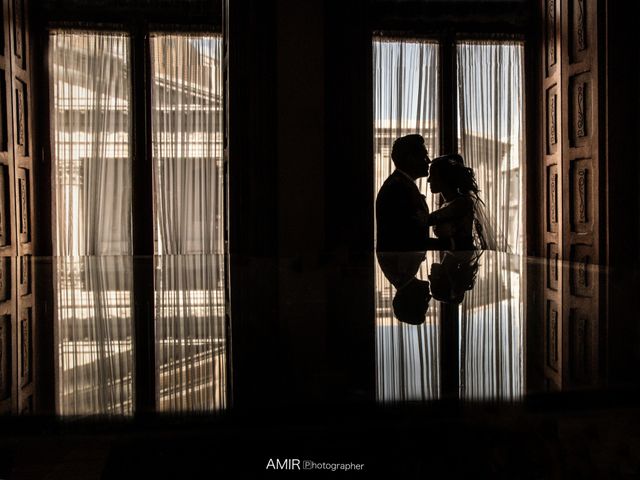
left=50, top=32, right=134, bottom=415
left=50, top=31, right=226, bottom=415
left=151, top=35, right=226, bottom=412
left=373, top=37, right=524, bottom=402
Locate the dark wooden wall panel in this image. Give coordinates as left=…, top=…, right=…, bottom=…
left=0, top=0, right=36, bottom=415
left=561, top=0, right=600, bottom=389
left=539, top=0, right=602, bottom=391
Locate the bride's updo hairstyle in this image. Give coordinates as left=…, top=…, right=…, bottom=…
left=430, top=154, right=480, bottom=197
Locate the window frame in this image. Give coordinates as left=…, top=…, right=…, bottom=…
left=372, top=29, right=530, bottom=400
left=41, top=21, right=226, bottom=415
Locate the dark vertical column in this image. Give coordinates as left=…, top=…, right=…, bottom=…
left=524, top=1, right=545, bottom=392
left=324, top=0, right=376, bottom=402
left=225, top=0, right=281, bottom=408
left=440, top=35, right=457, bottom=157
left=30, top=7, right=55, bottom=414
left=604, top=0, right=640, bottom=385
left=131, top=25, right=155, bottom=415
left=324, top=0, right=374, bottom=255
left=275, top=0, right=329, bottom=403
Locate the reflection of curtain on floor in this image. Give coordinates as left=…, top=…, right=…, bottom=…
left=155, top=256, right=226, bottom=411
left=373, top=38, right=440, bottom=213
left=375, top=252, right=440, bottom=402
left=459, top=252, right=523, bottom=401
left=56, top=257, right=134, bottom=416
left=151, top=34, right=226, bottom=412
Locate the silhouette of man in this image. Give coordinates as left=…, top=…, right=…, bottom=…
left=376, top=134, right=432, bottom=251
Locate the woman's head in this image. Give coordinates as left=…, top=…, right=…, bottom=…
left=427, top=154, right=479, bottom=197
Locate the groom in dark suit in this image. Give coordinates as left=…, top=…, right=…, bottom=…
left=376, top=134, right=433, bottom=251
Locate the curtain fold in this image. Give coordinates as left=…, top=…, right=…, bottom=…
left=151, top=34, right=226, bottom=412
left=50, top=32, right=135, bottom=416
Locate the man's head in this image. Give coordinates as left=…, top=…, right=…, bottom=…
left=391, top=134, right=430, bottom=179
left=392, top=278, right=431, bottom=325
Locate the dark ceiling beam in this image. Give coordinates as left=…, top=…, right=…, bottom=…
left=371, top=0, right=533, bottom=34
left=33, top=0, right=222, bottom=29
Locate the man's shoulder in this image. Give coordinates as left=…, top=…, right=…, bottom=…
left=379, top=171, right=410, bottom=193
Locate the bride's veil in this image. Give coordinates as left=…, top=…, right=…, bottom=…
left=472, top=197, right=504, bottom=251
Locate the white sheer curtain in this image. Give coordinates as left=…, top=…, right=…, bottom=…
left=151, top=34, right=226, bottom=412
left=457, top=41, right=524, bottom=254
left=50, top=32, right=135, bottom=415
left=375, top=252, right=440, bottom=403
left=51, top=32, right=132, bottom=257
left=456, top=42, right=524, bottom=401
left=373, top=38, right=440, bottom=211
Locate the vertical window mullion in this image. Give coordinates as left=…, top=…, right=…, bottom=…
left=436, top=34, right=461, bottom=401
left=439, top=34, right=458, bottom=158
left=130, top=25, right=156, bottom=415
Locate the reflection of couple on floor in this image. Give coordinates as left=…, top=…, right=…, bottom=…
left=375, top=133, right=493, bottom=324
left=377, top=249, right=480, bottom=325
left=376, top=133, right=496, bottom=253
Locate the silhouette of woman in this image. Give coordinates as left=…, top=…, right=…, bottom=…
left=426, top=154, right=497, bottom=250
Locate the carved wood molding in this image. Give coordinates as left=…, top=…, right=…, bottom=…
left=546, top=0, right=557, bottom=71
left=0, top=315, right=9, bottom=401
left=19, top=307, right=30, bottom=387
left=17, top=168, right=28, bottom=243
left=546, top=300, right=560, bottom=372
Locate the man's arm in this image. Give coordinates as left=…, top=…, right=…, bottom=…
left=423, top=236, right=454, bottom=250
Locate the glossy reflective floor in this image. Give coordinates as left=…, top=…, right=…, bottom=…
left=1, top=252, right=639, bottom=478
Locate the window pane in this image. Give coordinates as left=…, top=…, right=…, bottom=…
left=373, top=39, right=440, bottom=206
left=50, top=32, right=132, bottom=256
left=150, top=34, right=226, bottom=413
left=151, top=34, right=224, bottom=256
left=456, top=41, right=524, bottom=254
